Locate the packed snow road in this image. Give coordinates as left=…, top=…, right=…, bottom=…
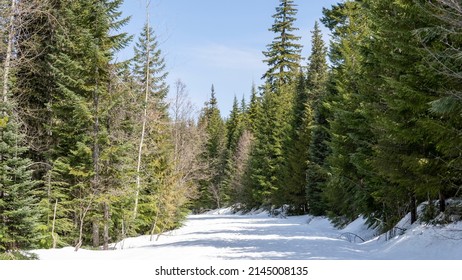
left=34, top=209, right=462, bottom=260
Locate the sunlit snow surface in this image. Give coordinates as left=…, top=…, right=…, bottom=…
left=33, top=208, right=462, bottom=260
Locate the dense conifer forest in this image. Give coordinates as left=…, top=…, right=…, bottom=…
left=1, top=0, right=461, bottom=258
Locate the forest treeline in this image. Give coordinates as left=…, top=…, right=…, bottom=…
left=1, top=0, right=461, bottom=256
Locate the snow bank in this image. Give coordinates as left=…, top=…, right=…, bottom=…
left=339, top=216, right=378, bottom=243
left=32, top=205, right=462, bottom=260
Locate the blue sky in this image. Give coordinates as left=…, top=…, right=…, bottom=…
left=117, top=0, right=340, bottom=117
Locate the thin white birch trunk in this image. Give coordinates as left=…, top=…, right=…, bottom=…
left=133, top=0, right=152, bottom=221
left=2, top=0, right=16, bottom=104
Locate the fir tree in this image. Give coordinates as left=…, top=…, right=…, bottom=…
left=303, top=22, right=329, bottom=216
left=226, top=96, right=244, bottom=152
left=281, top=72, right=310, bottom=214
left=247, top=83, right=262, bottom=134
left=321, top=1, right=388, bottom=227
left=131, top=17, right=171, bottom=235
left=248, top=83, right=294, bottom=208
left=0, top=0, right=39, bottom=252
left=365, top=0, right=449, bottom=227
left=0, top=109, right=40, bottom=252
left=196, top=86, right=227, bottom=210
left=417, top=0, right=462, bottom=212
left=223, top=96, right=252, bottom=204
left=263, top=0, right=302, bottom=86
left=43, top=0, right=131, bottom=249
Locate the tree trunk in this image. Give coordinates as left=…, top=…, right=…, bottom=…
left=91, top=18, right=101, bottom=248
left=410, top=194, right=417, bottom=224
left=51, top=199, right=58, bottom=249
left=92, top=219, right=99, bottom=248
left=133, top=1, right=151, bottom=221
left=103, top=202, right=109, bottom=250
left=75, top=196, right=94, bottom=251
left=150, top=204, right=160, bottom=241
left=2, top=0, right=15, bottom=104
left=439, top=191, right=446, bottom=213
left=93, top=63, right=100, bottom=192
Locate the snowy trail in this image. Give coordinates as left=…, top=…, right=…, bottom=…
left=154, top=214, right=366, bottom=260
left=33, top=211, right=462, bottom=260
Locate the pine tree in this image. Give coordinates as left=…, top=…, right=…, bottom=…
left=281, top=22, right=328, bottom=214
left=263, top=0, right=302, bottom=86
left=195, top=86, right=227, bottom=210
left=226, top=96, right=244, bottom=152
left=41, top=0, right=130, bottom=249
left=131, top=15, right=171, bottom=235
left=239, top=84, right=262, bottom=208
left=0, top=108, right=40, bottom=252
left=248, top=83, right=294, bottom=208
left=87, top=0, right=131, bottom=249
left=364, top=0, right=449, bottom=227
left=247, top=83, right=262, bottom=134
left=0, top=0, right=40, bottom=253
left=304, top=22, right=330, bottom=216
left=279, top=72, right=309, bottom=214
left=417, top=0, right=462, bottom=212
left=223, top=96, right=251, bottom=204
left=321, top=1, right=390, bottom=227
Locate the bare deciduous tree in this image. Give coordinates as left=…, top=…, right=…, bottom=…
left=170, top=79, right=209, bottom=201
left=230, top=130, right=253, bottom=202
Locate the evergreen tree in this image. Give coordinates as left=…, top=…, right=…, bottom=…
left=417, top=0, right=462, bottom=212
left=247, top=83, right=262, bottom=134
left=365, top=0, right=449, bottom=227
left=42, top=0, right=131, bottom=249
left=226, top=96, right=244, bottom=152
left=239, top=84, right=262, bottom=208
left=305, top=22, right=330, bottom=216
left=321, top=1, right=395, bottom=227
left=278, top=72, right=309, bottom=213
left=131, top=19, right=172, bottom=236
left=281, top=22, right=328, bottom=214
left=0, top=108, right=40, bottom=252
left=263, top=0, right=302, bottom=86
left=224, top=96, right=253, bottom=204
left=248, top=83, right=294, bottom=208
left=0, top=0, right=40, bottom=252
left=196, top=86, right=227, bottom=210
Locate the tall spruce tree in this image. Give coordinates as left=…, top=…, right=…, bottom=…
left=43, top=0, right=130, bottom=249
left=417, top=0, right=462, bottom=213
left=0, top=107, right=40, bottom=252
left=131, top=20, right=179, bottom=237
left=282, top=22, right=328, bottom=214
left=278, top=72, right=309, bottom=213
left=321, top=1, right=380, bottom=226
left=248, top=83, right=294, bottom=208
left=247, top=83, right=262, bottom=134
left=304, top=22, right=330, bottom=216
left=131, top=15, right=171, bottom=235
left=222, top=97, right=244, bottom=204
left=263, top=0, right=302, bottom=86
left=0, top=0, right=40, bottom=253
left=365, top=0, right=449, bottom=227
left=240, top=84, right=263, bottom=208
left=196, top=86, right=227, bottom=210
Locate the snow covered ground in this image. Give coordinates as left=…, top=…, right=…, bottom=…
left=33, top=208, right=462, bottom=260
